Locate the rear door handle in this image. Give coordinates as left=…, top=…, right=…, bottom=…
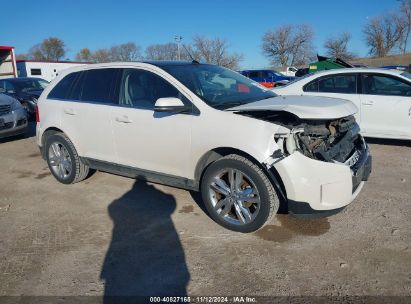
left=115, top=115, right=133, bottom=123
left=64, top=108, right=76, bottom=115
left=362, top=100, right=374, bottom=106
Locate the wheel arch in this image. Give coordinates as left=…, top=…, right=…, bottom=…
left=41, top=127, right=78, bottom=160
left=194, top=147, right=288, bottom=205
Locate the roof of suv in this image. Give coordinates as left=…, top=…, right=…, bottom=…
left=141, top=60, right=201, bottom=67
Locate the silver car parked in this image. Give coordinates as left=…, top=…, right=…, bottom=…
left=0, top=93, right=28, bottom=139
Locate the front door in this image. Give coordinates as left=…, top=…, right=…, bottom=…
left=359, top=73, right=411, bottom=138
left=110, top=68, right=192, bottom=178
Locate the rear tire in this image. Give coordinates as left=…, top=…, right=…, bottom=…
left=45, top=133, right=89, bottom=184
left=200, top=154, right=279, bottom=233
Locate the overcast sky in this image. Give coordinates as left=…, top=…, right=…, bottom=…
left=1, top=0, right=403, bottom=68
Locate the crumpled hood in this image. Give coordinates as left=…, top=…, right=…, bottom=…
left=227, top=95, right=358, bottom=120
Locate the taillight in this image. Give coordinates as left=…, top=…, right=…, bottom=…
left=35, top=105, right=40, bottom=122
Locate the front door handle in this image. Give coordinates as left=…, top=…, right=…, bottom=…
left=409, top=107, right=411, bottom=116
left=63, top=108, right=76, bottom=115
left=115, top=115, right=133, bottom=123
left=362, top=100, right=374, bottom=106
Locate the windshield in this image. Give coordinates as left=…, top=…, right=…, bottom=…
left=401, top=72, right=411, bottom=80
left=162, top=64, right=277, bottom=109
left=14, top=79, right=49, bottom=93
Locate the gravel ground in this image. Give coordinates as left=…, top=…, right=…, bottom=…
left=0, top=123, right=410, bottom=299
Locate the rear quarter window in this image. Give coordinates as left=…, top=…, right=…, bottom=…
left=48, top=72, right=80, bottom=100
left=304, top=80, right=319, bottom=92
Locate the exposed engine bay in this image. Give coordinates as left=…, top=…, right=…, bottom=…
left=236, top=110, right=364, bottom=164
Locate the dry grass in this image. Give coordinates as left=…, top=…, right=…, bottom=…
left=351, top=53, right=411, bottom=67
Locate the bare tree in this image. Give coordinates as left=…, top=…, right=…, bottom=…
left=262, top=24, right=315, bottom=67
left=91, top=49, right=112, bottom=63
left=75, top=48, right=92, bottom=62
left=363, top=14, right=405, bottom=57
left=192, top=35, right=243, bottom=70
left=110, top=42, right=141, bottom=61
left=145, top=43, right=178, bottom=60
left=145, top=42, right=196, bottom=61
left=28, top=37, right=66, bottom=61
left=324, top=32, right=355, bottom=60
left=399, top=0, right=411, bottom=53
left=75, top=42, right=141, bottom=63
left=15, top=53, right=28, bottom=60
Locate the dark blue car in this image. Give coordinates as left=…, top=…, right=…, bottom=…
left=240, top=69, right=295, bottom=88
left=0, top=77, right=49, bottom=117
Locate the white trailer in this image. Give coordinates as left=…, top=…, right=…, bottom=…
left=16, top=60, right=88, bottom=82
left=0, top=46, right=17, bottom=79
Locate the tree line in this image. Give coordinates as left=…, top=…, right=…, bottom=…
left=17, top=0, right=410, bottom=69
left=18, top=36, right=243, bottom=70
left=263, top=0, right=411, bottom=66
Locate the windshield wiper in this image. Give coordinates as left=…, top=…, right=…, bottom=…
left=213, top=101, right=245, bottom=110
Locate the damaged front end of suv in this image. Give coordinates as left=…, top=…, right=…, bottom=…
left=230, top=96, right=372, bottom=217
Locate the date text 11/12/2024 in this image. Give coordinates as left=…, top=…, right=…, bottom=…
left=149, top=296, right=257, bottom=303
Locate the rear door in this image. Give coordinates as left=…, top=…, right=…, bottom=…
left=303, top=73, right=362, bottom=122
left=47, top=71, right=86, bottom=156
left=359, top=73, right=411, bottom=138
left=73, top=68, right=119, bottom=162
left=48, top=69, right=118, bottom=163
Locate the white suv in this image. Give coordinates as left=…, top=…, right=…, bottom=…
left=36, top=62, right=372, bottom=232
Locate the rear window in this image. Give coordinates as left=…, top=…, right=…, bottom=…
left=48, top=72, right=80, bottom=100
left=80, top=69, right=117, bottom=103
left=304, top=74, right=357, bottom=94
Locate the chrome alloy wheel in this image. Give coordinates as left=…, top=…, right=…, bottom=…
left=48, top=142, right=72, bottom=180
left=208, top=168, right=261, bottom=225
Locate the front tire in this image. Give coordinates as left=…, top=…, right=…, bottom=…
left=200, top=154, right=279, bottom=233
left=45, top=133, right=89, bottom=184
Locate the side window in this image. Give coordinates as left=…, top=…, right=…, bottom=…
left=4, top=81, right=15, bottom=91
left=304, top=80, right=318, bottom=92
left=318, top=74, right=356, bottom=94
left=48, top=72, right=80, bottom=100
left=260, top=71, right=269, bottom=78
left=0, top=81, right=14, bottom=92
left=248, top=71, right=259, bottom=78
left=67, top=72, right=85, bottom=101
left=318, top=77, right=335, bottom=92
left=119, top=69, right=181, bottom=109
left=30, top=68, right=42, bottom=76
left=81, top=69, right=118, bottom=103
left=362, top=74, right=411, bottom=96
left=334, top=75, right=356, bottom=93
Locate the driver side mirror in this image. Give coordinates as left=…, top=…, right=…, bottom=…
left=154, top=97, right=190, bottom=114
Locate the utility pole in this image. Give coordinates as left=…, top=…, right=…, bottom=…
left=174, top=35, right=183, bottom=61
